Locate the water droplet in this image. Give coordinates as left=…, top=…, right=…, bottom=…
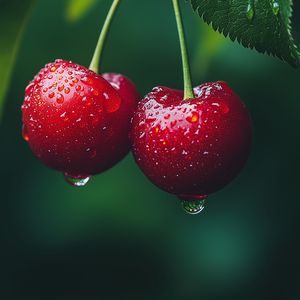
left=25, top=83, right=35, bottom=95
left=64, top=173, right=90, bottom=187
left=146, top=117, right=157, bottom=123
left=58, top=84, right=64, bottom=92
left=246, top=1, right=254, bottom=20
left=35, top=75, right=41, bottom=83
left=178, top=195, right=207, bottom=215
left=64, top=87, right=70, bottom=94
left=187, top=112, right=199, bottom=123
left=56, top=93, right=64, bottom=104
left=271, top=0, right=280, bottom=15
left=104, top=95, right=121, bottom=113
left=170, top=120, right=177, bottom=127
left=22, top=125, right=29, bottom=142
left=48, top=92, right=55, bottom=99
left=81, top=76, right=93, bottom=85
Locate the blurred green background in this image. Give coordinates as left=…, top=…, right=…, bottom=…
left=1, top=0, right=300, bottom=299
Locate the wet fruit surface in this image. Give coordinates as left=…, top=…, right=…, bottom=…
left=131, top=82, right=252, bottom=199
left=22, top=59, right=139, bottom=177
left=102, top=73, right=140, bottom=115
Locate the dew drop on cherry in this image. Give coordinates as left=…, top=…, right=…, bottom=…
left=186, top=112, right=199, bottom=123
left=56, top=93, right=64, bottom=104
left=103, top=95, right=121, bottom=113
left=58, top=84, right=64, bottom=92
left=48, top=92, right=55, bottom=99
left=178, top=194, right=207, bottom=215
left=64, top=173, right=91, bottom=187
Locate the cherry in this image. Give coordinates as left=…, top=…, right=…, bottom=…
left=22, top=59, right=139, bottom=184
left=102, top=73, right=139, bottom=113
left=131, top=82, right=252, bottom=211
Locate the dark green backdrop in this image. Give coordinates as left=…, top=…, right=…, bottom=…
left=1, top=0, right=300, bottom=299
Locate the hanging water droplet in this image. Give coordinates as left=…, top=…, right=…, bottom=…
left=178, top=195, right=207, bottom=215
left=246, top=1, right=254, bottom=20
left=271, top=0, right=280, bottom=16
left=64, top=173, right=90, bottom=187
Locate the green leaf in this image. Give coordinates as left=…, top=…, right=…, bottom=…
left=188, top=0, right=300, bottom=67
left=65, top=0, right=99, bottom=23
left=0, top=0, right=35, bottom=120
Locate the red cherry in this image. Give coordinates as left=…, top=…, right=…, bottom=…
left=22, top=59, right=139, bottom=184
left=102, top=73, right=140, bottom=118
left=131, top=82, right=252, bottom=211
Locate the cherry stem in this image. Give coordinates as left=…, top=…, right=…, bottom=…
left=89, top=0, right=121, bottom=73
left=172, top=0, right=194, bottom=100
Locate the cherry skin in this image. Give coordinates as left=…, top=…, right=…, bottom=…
left=131, top=82, right=252, bottom=204
left=22, top=59, right=139, bottom=181
left=102, top=73, right=140, bottom=119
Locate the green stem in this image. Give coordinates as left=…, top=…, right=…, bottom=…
left=172, top=0, right=194, bottom=99
left=89, top=0, right=121, bottom=73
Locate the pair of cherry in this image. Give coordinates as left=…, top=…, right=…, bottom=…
left=22, top=59, right=252, bottom=213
